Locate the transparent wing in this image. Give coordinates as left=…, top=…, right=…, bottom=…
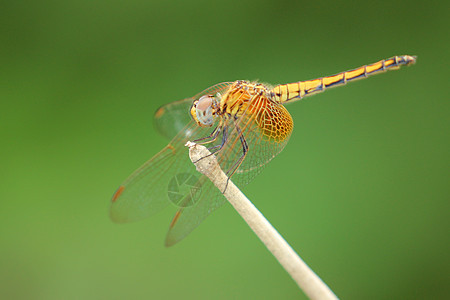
left=164, top=95, right=294, bottom=246
left=110, top=121, right=211, bottom=223
left=154, top=98, right=194, bottom=140
left=213, top=95, right=293, bottom=186
left=233, top=97, right=293, bottom=185
left=154, top=82, right=234, bottom=140
left=164, top=177, right=225, bottom=246
left=111, top=82, right=235, bottom=245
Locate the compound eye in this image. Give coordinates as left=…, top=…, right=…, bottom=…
left=197, top=95, right=213, bottom=112
left=193, top=95, right=215, bottom=127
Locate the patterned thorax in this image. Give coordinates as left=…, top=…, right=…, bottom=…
left=219, top=80, right=268, bottom=116
left=219, top=80, right=294, bottom=143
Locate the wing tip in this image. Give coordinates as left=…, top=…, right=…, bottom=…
left=164, top=211, right=183, bottom=247
left=169, top=211, right=182, bottom=229
left=110, top=185, right=127, bottom=223
left=109, top=207, right=126, bottom=223
left=164, top=237, right=175, bottom=247
left=111, top=186, right=125, bottom=203
left=154, top=106, right=165, bottom=119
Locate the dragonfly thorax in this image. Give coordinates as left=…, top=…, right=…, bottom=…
left=190, top=95, right=218, bottom=127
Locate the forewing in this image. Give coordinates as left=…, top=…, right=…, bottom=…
left=165, top=99, right=293, bottom=246
left=233, top=99, right=293, bottom=185
left=213, top=97, right=293, bottom=187
left=154, top=82, right=234, bottom=140
left=154, top=98, right=194, bottom=140
left=164, top=94, right=294, bottom=245
left=112, top=81, right=251, bottom=245
left=110, top=121, right=210, bottom=223
left=164, top=177, right=225, bottom=246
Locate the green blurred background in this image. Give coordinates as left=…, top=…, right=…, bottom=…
left=1, top=0, right=448, bottom=299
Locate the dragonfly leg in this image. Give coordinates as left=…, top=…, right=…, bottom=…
left=206, top=126, right=228, bottom=152
left=193, top=126, right=229, bottom=163
left=223, top=122, right=248, bottom=193
left=193, top=124, right=222, bottom=145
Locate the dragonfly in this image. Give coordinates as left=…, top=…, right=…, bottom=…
left=111, top=55, right=416, bottom=246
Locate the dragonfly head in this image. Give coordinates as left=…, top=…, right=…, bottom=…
left=190, top=95, right=217, bottom=127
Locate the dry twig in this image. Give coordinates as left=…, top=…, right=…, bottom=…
left=186, top=142, right=338, bottom=300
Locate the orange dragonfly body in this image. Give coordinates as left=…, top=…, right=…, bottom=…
left=111, top=55, right=416, bottom=246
